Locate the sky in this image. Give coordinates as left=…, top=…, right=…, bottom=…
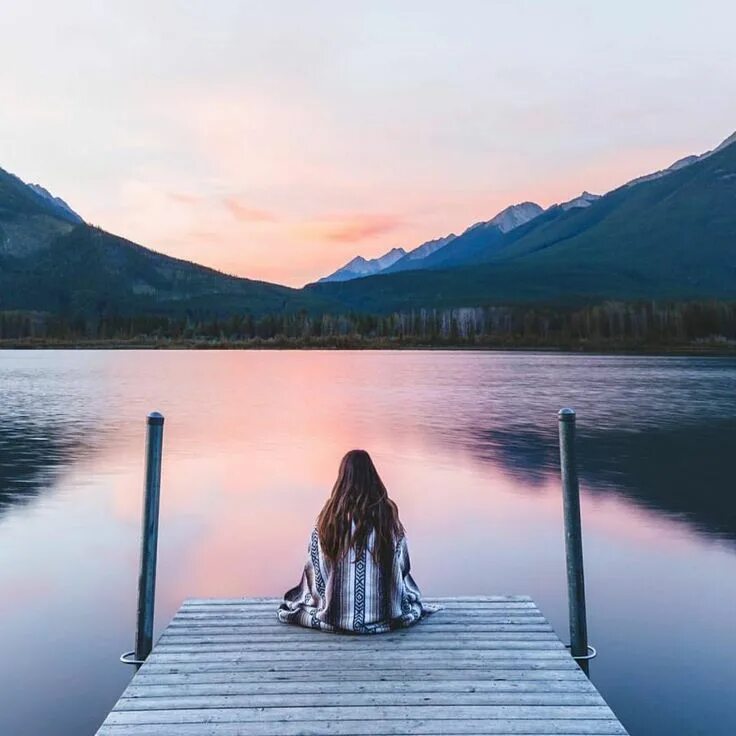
left=2, top=1, right=735, bottom=287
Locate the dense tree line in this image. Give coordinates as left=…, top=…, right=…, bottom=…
left=2, top=301, right=736, bottom=349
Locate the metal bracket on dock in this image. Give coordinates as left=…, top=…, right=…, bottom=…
left=566, top=644, right=597, bottom=661
left=119, top=650, right=145, bottom=666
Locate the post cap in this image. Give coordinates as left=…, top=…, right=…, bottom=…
left=558, top=407, right=576, bottom=421
left=147, top=411, right=165, bottom=425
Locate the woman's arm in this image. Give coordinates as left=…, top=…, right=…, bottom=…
left=398, top=535, right=422, bottom=603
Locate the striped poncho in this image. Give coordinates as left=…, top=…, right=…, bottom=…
left=277, top=528, right=436, bottom=633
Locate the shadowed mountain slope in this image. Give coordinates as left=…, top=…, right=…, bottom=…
left=0, top=167, right=332, bottom=319
left=310, top=134, right=736, bottom=312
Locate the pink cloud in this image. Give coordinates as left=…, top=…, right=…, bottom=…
left=186, top=229, right=221, bottom=241
left=296, top=213, right=404, bottom=244
left=222, top=197, right=277, bottom=223
left=167, top=191, right=204, bottom=205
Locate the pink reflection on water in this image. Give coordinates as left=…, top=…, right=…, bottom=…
left=86, top=350, right=728, bottom=612
left=4, top=351, right=736, bottom=736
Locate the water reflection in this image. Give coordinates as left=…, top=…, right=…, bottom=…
left=0, top=350, right=735, bottom=736
left=464, top=419, right=736, bottom=542
left=0, top=350, right=141, bottom=514
left=0, top=418, right=94, bottom=513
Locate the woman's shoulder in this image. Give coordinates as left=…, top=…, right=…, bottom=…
left=390, top=530, right=407, bottom=555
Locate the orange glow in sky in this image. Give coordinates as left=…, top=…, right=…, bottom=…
left=2, top=3, right=735, bottom=286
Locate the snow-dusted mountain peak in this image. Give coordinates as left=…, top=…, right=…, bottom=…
left=559, top=191, right=601, bottom=211
left=26, top=182, right=83, bottom=223
left=626, top=131, right=736, bottom=189
left=403, top=234, right=456, bottom=262
left=468, top=201, right=544, bottom=234
left=319, top=247, right=407, bottom=282
left=713, top=131, right=736, bottom=154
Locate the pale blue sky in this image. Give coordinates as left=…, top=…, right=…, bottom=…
left=2, top=1, right=734, bottom=284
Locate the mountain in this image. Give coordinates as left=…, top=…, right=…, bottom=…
left=26, top=183, right=83, bottom=223
left=310, top=131, right=736, bottom=312
left=478, top=201, right=545, bottom=233
left=626, top=131, right=736, bottom=187
left=396, top=201, right=544, bottom=272
left=626, top=155, right=698, bottom=187
left=559, top=191, right=600, bottom=211
left=0, top=167, right=331, bottom=319
left=318, top=203, right=543, bottom=282
left=318, top=246, right=406, bottom=282
left=384, top=198, right=597, bottom=275
left=5, top=128, right=736, bottom=329
left=382, top=234, right=457, bottom=273
left=0, top=166, right=83, bottom=264
left=316, top=135, right=736, bottom=286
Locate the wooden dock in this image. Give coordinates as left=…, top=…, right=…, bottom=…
left=96, top=596, right=628, bottom=735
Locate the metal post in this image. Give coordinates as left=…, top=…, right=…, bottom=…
left=134, top=411, right=165, bottom=666
left=558, top=408, right=589, bottom=666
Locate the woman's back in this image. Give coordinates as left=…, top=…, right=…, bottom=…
left=278, top=526, right=426, bottom=633
left=277, top=450, right=434, bottom=633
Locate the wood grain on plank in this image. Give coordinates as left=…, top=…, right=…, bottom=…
left=94, top=597, right=628, bottom=736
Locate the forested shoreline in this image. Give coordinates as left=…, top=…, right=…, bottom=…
left=2, top=300, right=736, bottom=352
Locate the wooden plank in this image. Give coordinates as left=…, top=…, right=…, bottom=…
left=179, top=602, right=538, bottom=610
left=169, top=619, right=550, bottom=628
left=105, top=704, right=618, bottom=723
left=171, top=613, right=549, bottom=624
left=155, top=639, right=565, bottom=651
left=165, top=623, right=554, bottom=634
left=161, top=626, right=558, bottom=637
left=158, top=637, right=569, bottom=657
left=157, top=637, right=560, bottom=648
left=138, top=661, right=582, bottom=675
left=129, top=668, right=591, bottom=684
left=160, top=628, right=558, bottom=639
left=179, top=602, right=542, bottom=618
left=163, top=623, right=556, bottom=633
left=98, top=722, right=627, bottom=736
left=179, top=602, right=539, bottom=613
left=160, top=628, right=559, bottom=638
left=114, top=693, right=606, bottom=710
left=145, top=651, right=573, bottom=665
left=123, top=681, right=599, bottom=697
left=182, top=596, right=534, bottom=605
left=95, top=597, right=628, bottom=736
left=175, top=605, right=545, bottom=614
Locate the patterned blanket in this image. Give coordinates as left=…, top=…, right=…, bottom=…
left=277, top=528, right=438, bottom=633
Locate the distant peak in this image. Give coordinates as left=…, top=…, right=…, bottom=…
left=343, top=255, right=369, bottom=268
left=318, top=246, right=407, bottom=283
left=559, top=191, right=601, bottom=211
left=26, top=182, right=83, bottom=223
left=396, top=233, right=456, bottom=264
left=713, top=131, right=736, bottom=153
left=626, top=129, right=736, bottom=189
left=468, top=201, right=544, bottom=234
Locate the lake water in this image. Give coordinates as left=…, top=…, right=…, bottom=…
left=0, top=350, right=734, bottom=735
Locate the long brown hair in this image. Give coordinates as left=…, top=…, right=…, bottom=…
left=317, top=450, right=403, bottom=564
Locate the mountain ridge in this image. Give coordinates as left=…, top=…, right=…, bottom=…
left=314, top=132, right=735, bottom=283
left=0, top=166, right=333, bottom=319
left=26, top=183, right=83, bottom=223
left=308, top=131, right=736, bottom=312
left=3, top=129, right=735, bottom=325
left=318, top=246, right=407, bottom=283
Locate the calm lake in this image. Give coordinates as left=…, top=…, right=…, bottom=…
left=0, top=350, right=734, bottom=735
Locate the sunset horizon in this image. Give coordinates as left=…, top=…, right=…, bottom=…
left=3, top=2, right=735, bottom=286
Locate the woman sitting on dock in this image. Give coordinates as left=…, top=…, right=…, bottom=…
left=278, top=449, right=436, bottom=633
